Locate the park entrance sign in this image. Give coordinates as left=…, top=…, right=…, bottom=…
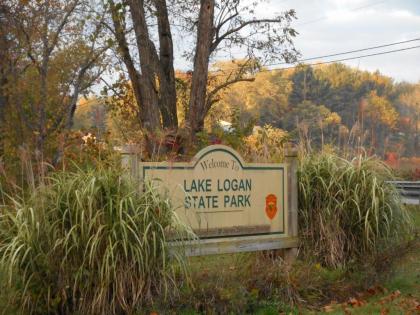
left=123, top=145, right=298, bottom=256
left=142, top=146, right=287, bottom=237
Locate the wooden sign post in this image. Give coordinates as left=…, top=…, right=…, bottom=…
left=122, top=145, right=298, bottom=257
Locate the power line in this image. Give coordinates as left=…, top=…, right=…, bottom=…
left=211, top=44, right=420, bottom=76
left=261, top=44, right=420, bottom=73
left=208, top=37, right=420, bottom=74
left=271, top=37, right=420, bottom=66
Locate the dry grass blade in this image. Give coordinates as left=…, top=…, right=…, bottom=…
left=0, top=166, right=195, bottom=314
left=298, top=153, right=412, bottom=268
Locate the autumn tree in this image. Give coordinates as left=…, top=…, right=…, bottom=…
left=283, top=100, right=341, bottom=150
left=108, top=0, right=298, bottom=143
left=183, top=0, right=298, bottom=136
left=288, top=65, right=331, bottom=107
left=364, top=90, right=398, bottom=150
left=214, top=65, right=292, bottom=128
left=399, top=84, right=420, bottom=154
left=315, top=63, right=364, bottom=127
left=215, top=63, right=407, bottom=154
left=1, top=0, right=109, bottom=162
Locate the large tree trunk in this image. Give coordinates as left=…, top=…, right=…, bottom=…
left=128, top=0, right=179, bottom=131
left=188, top=0, right=215, bottom=135
left=0, top=12, right=8, bottom=156
left=155, top=0, right=178, bottom=129
left=110, top=1, right=144, bottom=126
left=128, top=0, right=161, bottom=132
left=37, top=5, right=50, bottom=158
left=111, top=0, right=179, bottom=155
left=0, top=62, right=7, bottom=158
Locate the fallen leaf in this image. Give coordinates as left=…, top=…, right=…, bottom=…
left=343, top=307, right=352, bottom=314
left=380, top=308, right=389, bottom=315
left=379, top=290, right=402, bottom=304
left=348, top=298, right=357, bottom=306
left=348, top=297, right=365, bottom=307
left=367, top=287, right=377, bottom=295
left=367, top=285, right=385, bottom=296
left=323, top=305, right=335, bottom=313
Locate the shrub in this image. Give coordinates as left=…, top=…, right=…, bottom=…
left=241, top=125, right=289, bottom=163
left=298, top=153, right=412, bottom=268
left=0, top=166, right=194, bottom=314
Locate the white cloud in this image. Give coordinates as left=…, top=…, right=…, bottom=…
left=326, top=0, right=367, bottom=7
left=390, top=9, right=416, bottom=18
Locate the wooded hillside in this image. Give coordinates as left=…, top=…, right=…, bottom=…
left=89, top=62, right=420, bottom=158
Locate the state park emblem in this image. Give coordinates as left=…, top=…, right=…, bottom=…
left=265, top=194, right=278, bottom=220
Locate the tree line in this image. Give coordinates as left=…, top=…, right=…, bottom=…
left=211, top=62, right=419, bottom=157
left=98, top=62, right=419, bottom=158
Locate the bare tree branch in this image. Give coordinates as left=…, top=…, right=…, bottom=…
left=205, top=76, right=254, bottom=114
left=211, top=18, right=282, bottom=53
left=47, top=0, right=80, bottom=56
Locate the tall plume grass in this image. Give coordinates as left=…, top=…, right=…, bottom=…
left=0, top=165, right=194, bottom=314
left=298, top=153, right=412, bottom=268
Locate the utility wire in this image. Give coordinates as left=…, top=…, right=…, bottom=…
left=270, top=37, right=420, bottom=66
left=207, top=38, right=420, bottom=74
left=259, top=45, right=420, bottom=74
left=211, top=44, right=420, bottom=76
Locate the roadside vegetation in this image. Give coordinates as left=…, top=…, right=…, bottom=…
left=0, top=163, right=194, bottom=314
left=298, top=152, right=412, bottom=268
left=0, top=146, right=417, bottom=314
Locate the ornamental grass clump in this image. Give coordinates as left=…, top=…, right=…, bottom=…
left=298, top=153, right=412, bottom=268
left=0, top=166, right=194, bottom=315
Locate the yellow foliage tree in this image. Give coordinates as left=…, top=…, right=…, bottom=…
left=365, top=90, right=398, bottom=148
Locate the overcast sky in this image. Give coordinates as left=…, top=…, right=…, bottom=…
left=249, top=0, right=420, bottom=83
